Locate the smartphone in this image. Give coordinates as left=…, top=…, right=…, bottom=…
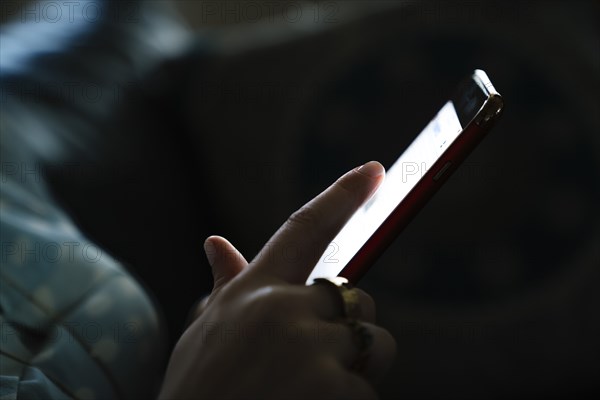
left=307, top=69, right=504, bottom=284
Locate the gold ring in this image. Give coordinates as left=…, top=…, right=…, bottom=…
left=311, top=277, right=361, bottom=319
left=311, top=277, right=373, bottom=373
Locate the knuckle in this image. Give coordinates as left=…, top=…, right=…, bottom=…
left=285, top=205, right=323, bottom=244
left=334, top=173, right=364, bottom=207
left=355, top=289, right=377, bottom=319
left=287, top=205, right=320, bottom=230
left=245, top=285, right=300, bottom=320
left=355, top=289, right=375, bottom=307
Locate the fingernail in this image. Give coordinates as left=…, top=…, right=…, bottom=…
left=356, top=161, right=384, bottom=178
left=204, top=239, right=216, bottom=266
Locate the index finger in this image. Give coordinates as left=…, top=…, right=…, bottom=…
left=250, top=161, right=385, bottom=284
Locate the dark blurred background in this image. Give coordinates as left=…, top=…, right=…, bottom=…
left=177, top=2, right=600, bottom=397
left=3, top=0, right=598, bottom=399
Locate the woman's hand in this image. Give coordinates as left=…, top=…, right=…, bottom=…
left=159, top=161, right=396, bottom=400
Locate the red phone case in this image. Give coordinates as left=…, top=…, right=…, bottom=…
left=340, top=117, right=500, bottom=284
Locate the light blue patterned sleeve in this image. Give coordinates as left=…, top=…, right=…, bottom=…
left=0, top=0, right=190, bottom=398
left=1, top=174, right=167, bottom=399
left=0, top=92, right=168, bottom=400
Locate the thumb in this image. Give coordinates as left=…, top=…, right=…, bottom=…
left=204, top=236, right=248, bottom=291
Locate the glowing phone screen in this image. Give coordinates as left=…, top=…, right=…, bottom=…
left=307, top=101, right=463, bottom=283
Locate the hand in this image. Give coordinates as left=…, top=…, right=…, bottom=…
left=159, top=161, right=396, bottom=400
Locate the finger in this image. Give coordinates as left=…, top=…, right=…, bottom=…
left=204, top=236, right=249, bottom=291
left=350, top=289, right=376, bottom=323
left=314, top=320, right=395, bottom=383
left=349, top=322, right=397, bottom=384
left=306, top=285, right=376, bottom=323
left=250, top=161, right=385, bottom=283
